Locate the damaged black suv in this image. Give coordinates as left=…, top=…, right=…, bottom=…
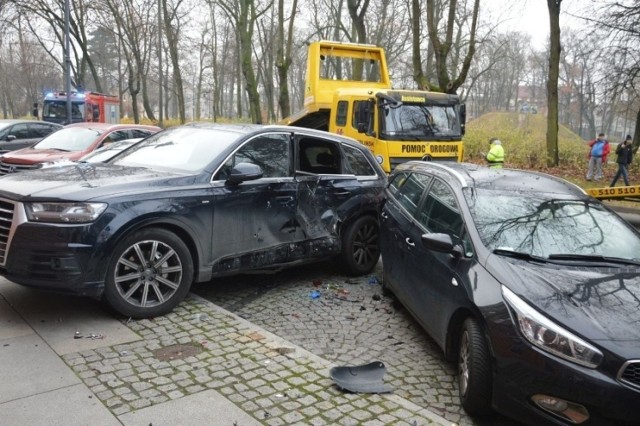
left=0, top=123, right=386, bottom=318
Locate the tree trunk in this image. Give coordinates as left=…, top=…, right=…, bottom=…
left=546, top=0, right=561, bottom=167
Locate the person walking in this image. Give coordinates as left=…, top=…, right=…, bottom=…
left=610, top=134, right=634, bottom=187
left=486, top=138, right=505, bottom=169
left=586, top=133, right=610, bottom=181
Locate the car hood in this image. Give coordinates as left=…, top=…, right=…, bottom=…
left=490, top=255, right=640, bottom=347
left=1, top=148, right=83, bottom=163
left=0, top=163, right=194, bottom=201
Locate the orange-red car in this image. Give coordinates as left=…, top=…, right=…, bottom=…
left=0, top=122, right=161, bottom=175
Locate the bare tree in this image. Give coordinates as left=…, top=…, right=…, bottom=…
left=14, top=0, right=105, bottom=92
left=99, top=0, right=158, bottom=122
left=596, top=1, right=640, bottom=150
left=275, top=0, right=297, bottom=119
left=161, top=0, right=189, bottom=124
left=217, top=0, right=271, bottom=123
left=422, top=0, right=480, bottom=94
left=546, top=0, right=561, bottom=167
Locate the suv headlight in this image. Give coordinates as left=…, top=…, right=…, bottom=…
left=502, top=286, right=603, bottom=368
left=25, top=202, right=107, bottom=223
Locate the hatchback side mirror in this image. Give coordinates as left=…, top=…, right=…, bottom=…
left=422, top=233, right=463, bottom=257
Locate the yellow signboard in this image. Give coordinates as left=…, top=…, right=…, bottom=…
left=587, top=185, right=640, bottom=199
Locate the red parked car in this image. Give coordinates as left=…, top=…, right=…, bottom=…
left=0, top=122, right=161, bottom=175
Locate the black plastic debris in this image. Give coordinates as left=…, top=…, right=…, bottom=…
left=329, top=361, right=393, bottom=393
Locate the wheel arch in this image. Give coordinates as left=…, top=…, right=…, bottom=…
left=102, top=217, right=204, bottom=283
left=444, top=307, right=492, bottom=363
left=337, top=209, right=379, bottom=239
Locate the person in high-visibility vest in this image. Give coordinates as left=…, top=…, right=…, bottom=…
left=486, top=138, right=505, bottom=168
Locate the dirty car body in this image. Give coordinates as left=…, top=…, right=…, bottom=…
left=0, top=123, right=386, bottom=318
left=380, top=161, right=640, bottom=425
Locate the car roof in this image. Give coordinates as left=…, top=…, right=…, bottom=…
left=64, top=122, right=161, bottom=131
left=0, top=119, right=62, bottom=126
left=395, top=161, right=588, bottom=197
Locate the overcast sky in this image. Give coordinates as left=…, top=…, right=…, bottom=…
left=487, top=0, right=586, bottom=49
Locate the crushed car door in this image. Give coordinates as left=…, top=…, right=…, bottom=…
left=211, top=132, right=297, bottom=273
left=292, top=135, right=362, bottom=260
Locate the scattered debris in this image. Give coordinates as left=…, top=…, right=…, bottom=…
left=368, top=276, right=380, bottom=285
left=310, top=290, right=321, bottom=299
left=312, top=279, right=323, bottom=287
left=372, top=294, right=382, bottom=301
left=330, top=361, right=393, bottom=394
left=274, top=347, right=296, bottom=355
left=344, top=278, right=360, bottom=285
left=193, top=313, right=210, bottom=322
left=359, top=306, right=366, bottom=312
left=73, top=331, right=105, bottom=340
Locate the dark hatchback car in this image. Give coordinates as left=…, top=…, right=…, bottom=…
left=380, top=161, right=640, bottom=425
left=0, top=123, right=386, bottom=318
left=0, top=119, right=62, bottom=154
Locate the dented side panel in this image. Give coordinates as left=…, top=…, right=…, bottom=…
left=210, top=178, right=298, bottom=274
left=294, top=175, right=363, bottom=258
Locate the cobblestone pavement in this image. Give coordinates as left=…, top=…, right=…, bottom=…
left=60, top=278, right=450, bottom=425
left=192, top=260, right=521, bottom=426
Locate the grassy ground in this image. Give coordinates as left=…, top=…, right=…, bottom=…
left=464, top=112, right=640, bottom=209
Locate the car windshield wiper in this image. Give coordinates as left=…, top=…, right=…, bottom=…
left=548, top=254, right=640, bottom=266
left=493, top=249, right=548, bottom=263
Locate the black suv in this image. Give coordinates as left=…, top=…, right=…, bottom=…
left=0, top=119, right=62, bottom=153
left=0, top=123, right=386, bottom=318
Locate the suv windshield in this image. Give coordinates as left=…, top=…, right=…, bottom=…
left=34, top=127, right=101, bottom=151
left=380, top=103, right=461, bottom=139
left=465, top=189, right=640, bottom=261
left=113, top=127, right=239, bottom=173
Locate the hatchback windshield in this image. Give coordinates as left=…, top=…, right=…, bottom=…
left=34, top=127, right=102, bottom=151
left=465, top=189, right=640, bottom=260
left=113, top=127, right=240, bottom=173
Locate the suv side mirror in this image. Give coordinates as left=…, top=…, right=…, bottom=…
left=226, top=162, right=263, bottom=185
left=32, top=102, right=39, bottom=118
left=459, top=104, right=466, bottom=136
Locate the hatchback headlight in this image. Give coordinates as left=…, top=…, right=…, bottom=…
left=25, top=202, right=107, bottom=223
left=502, top=286, right=603, bottom=368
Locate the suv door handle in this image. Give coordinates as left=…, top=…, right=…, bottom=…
left=381, top=212, right=388, bottom=220
left=405, top=238, right=415, bottom=247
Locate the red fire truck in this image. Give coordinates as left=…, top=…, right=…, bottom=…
left=36, top=91, right=120, bottom=125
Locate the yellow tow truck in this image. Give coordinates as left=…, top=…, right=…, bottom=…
left=281, top=40, right=466, bottom=173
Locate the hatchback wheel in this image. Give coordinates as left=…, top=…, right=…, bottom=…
left=458, top=317, right=492, bottom=415
left=341, top=215, right=380, bottom=275
left=104, top=228, right=193, bottom=318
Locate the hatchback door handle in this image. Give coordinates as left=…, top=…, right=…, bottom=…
left=381, top=212, right=388, bottom=219
left=405, top=238, right=415, bottom=247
